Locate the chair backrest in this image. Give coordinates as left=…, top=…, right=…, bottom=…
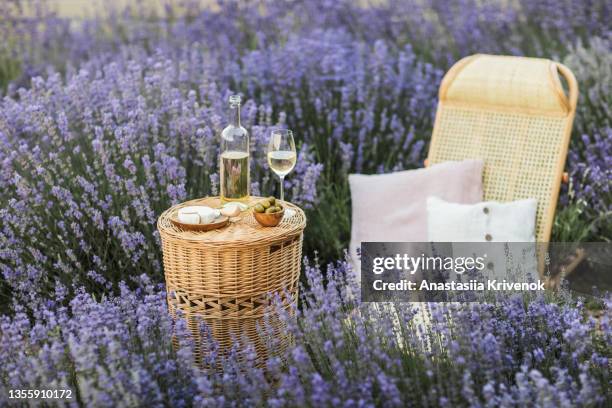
left=427, top=54, right=578, bottom=242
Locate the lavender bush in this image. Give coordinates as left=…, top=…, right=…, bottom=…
left=1, top=0, right=610, bottom=261
left=0, top=48, right=325, bottom=308
left=3, top=0, right=610, bottom=86
left=0, top=0, right=610, bottom=406
left=1, top=263, right=609, bottom=407
left=553, top=36, right=611, bottom=242
left=0, top=13, right=442, bottom=303
left=555, top=128, right=611, bottom=242
left=563, top=36, right=611, bottom=138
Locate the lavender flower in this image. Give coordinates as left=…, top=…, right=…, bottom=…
left=1, top=263, right=609, bottom=406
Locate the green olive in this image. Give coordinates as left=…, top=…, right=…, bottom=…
left=267, top=196, right=276, bottom=205
left=274, top=206, right=282, bottom=212
left=265, top=207, right=277, bottom=214
left=261, top=199, right=271, bottom=209
left=254, top=204, right=265, bottom=213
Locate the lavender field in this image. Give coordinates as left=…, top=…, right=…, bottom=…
left=0, top=0, right=610, bottom=406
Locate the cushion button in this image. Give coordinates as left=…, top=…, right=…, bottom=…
left=485, top=234, right=492, bottom=241
left=483, top=207, right=489, bottom=214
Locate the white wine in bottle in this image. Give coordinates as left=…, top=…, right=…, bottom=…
left=220, top=151, right=249, bottom=201
left=267, top=151, right=297, bottom=177
left=219, top=95, right=250, bottom=202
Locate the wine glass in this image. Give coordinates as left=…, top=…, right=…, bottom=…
left=267, top=129, right=296, bottom=204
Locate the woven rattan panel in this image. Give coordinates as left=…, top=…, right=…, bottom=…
left=168, top=291, right=296, bottom=367
left=158, top=196, right=306, bottom=366
left=428, top=105, right=569, bottom=242
left=443, top=55, right=568, bottom=114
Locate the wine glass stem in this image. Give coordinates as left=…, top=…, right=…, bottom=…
left=279, top=175, right=285, bottom=202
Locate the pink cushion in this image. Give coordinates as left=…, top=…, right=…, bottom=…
left=348, top=160, right=484, bottom=268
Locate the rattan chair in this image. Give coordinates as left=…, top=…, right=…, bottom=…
left=426, top=54, right=578, bottom=244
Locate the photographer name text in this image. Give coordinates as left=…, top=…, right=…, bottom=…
left=373, top=279, right=545, bottom=291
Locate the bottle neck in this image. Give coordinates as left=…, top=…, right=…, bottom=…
left=230, top=104, right=241, bottom=127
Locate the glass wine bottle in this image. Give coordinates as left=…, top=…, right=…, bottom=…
left=220, top=95, right=250, bottom=202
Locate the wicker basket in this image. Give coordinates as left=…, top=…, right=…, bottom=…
left=157, top=196, right=306, bottom=366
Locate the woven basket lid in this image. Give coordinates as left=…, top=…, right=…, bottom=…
left=158, top=196, right=306, bottom=248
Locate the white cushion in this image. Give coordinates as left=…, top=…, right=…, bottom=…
left=426, top=196, right=537, bottom=242
left=426, top=196, right=539, bottom=280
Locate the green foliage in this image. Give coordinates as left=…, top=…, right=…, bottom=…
left=552, top=201, right=611, bottom=242
left=304, top=182, right=352, bottom=263
left=0, top=50, right=21, bottom=93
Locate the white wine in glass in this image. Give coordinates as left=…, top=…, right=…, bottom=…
left=267, top=129, right=296, bottom=203
left=267, top=150, right=297, bottom=177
